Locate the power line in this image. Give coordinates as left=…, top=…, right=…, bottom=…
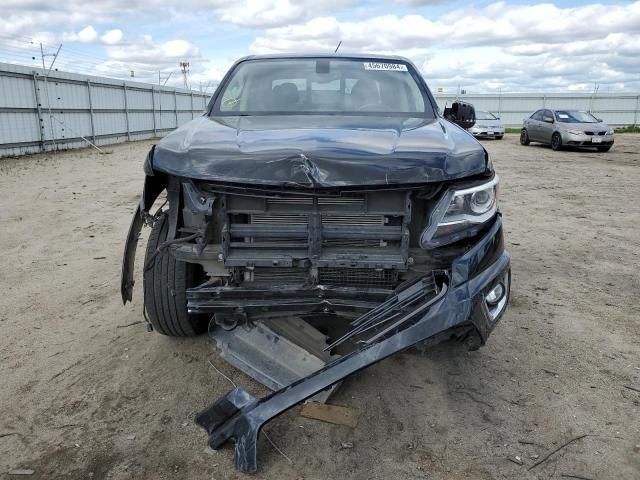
left=0, top=34, right=204, bottom=89
left=0, top=33, right=114, bottom=64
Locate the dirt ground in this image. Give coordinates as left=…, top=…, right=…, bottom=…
left=1, top=134, right=639, bottom=480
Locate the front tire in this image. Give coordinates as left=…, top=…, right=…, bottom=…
left=143, top=212, right=205, bottom=336
left=496, top=135, right=504, bottom=140
left=520, top=129, right=530, bottom=145
left=551, top=132, right=562, bottom=151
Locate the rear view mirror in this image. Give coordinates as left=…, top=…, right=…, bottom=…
left=444, top=101, right=476, bottom=129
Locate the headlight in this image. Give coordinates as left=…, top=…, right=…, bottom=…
left=567, top=129, right=583, bottom=135
left=606, top=129, right=614, bottom=135
left=420, top=176, right=499, bottom=248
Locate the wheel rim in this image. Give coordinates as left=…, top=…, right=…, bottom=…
left=521, top=131, right=527, bottom=143
left=552, top=134, right=560, bottom=149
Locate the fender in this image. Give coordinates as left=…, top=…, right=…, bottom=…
left=120, top=170, right=167, bottom=304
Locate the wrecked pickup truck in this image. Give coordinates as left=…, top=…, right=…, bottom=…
left=121, top=54, right=511, bottom=473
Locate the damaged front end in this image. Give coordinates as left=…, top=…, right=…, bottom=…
left=121, top=144, right=510, bottom=472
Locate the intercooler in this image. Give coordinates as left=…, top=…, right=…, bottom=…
left=220, top=190, right=412, bottom=290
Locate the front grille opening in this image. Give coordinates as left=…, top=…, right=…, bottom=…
left=319, top=268, right=398, bottom=289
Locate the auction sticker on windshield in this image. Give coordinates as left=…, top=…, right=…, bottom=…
left=363, top=62, right=408, bottom=71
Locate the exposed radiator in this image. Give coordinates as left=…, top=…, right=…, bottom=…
left=250, top=213, right=384, bottom=226
left=223, top=190, right=410, bottom=272
left=250, top=268, right=309, bottom=284
left=246, top=267, right=399, bottom=290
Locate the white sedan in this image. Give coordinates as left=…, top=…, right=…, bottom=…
left=468, top=110, right=504, bottom=139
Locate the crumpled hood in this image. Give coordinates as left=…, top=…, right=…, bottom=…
left=151, top=115, right=487, bottom=187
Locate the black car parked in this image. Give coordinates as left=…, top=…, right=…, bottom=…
left=121, top=54, right=511, bottom=473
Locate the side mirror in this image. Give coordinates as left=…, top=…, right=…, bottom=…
left=443, top=101, right=476, bottom=129
left=542, top=115, right=554, bottom=123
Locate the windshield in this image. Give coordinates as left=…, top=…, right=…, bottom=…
left=212, top=58, right=432, bottom=116
left=555, top=110, right=600, bottom=123
left=476, top=110, right=498, bottom=120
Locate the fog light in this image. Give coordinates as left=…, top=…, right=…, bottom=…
left=486, top=283, right=505, bottom=305
left=485, top=272, right=509, bottom=321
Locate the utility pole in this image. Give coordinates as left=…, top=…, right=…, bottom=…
left=201, top=81, right=212, bottom=94
left=39, top=42, right=62, bottom=151
left=156, top=71, right=173, bottom=133
left=589, top=82, right=600, bottom=113
left=158, top=71, right=173, bottom=86
left=180, top=61, right=190, bottom=90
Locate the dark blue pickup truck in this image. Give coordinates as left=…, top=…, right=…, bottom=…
left=121, top=53, right=511, bottom=473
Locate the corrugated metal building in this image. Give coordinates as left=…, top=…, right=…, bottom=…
left=0, top=62, right=210, bottom=157
left=434, top=92, right=640, bottom=127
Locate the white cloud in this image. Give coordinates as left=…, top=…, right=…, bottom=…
left=396, top=0, right=444, bottom=4
left=106, top=35, right=200, bottom=62
left=220, top=0, right=356, bottom=28
left=65, top=25, right=99, bottom=43
left=161, top=39, right=198, bottom=57
left=101, top=29, right=123, bottom=45
left=0, top=0, right=354, bottom=34
left=247, top=1, right=640, bottom=91
left=1, top=1, right=639, bottom=92
left=252, top=2, right=640, bottom=53
left=72, top=35, right=205, bottom=86
left=220, top=0, right=308, bottom=28
left=53, top=26, right=122, bottom=45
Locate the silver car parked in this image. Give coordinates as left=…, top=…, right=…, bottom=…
left=520, top=109, right=614, bottom=152
left=468, top=110, right=504, bottom=139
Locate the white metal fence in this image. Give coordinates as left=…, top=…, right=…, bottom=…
left=434, top=92, right=640, bottom=128
left=0, top=62, right=210, bottom=157
left=2, top=62, right=639, bottom=158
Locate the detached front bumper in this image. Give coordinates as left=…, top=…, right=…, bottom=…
left=196, top=216, right=511, bottom=473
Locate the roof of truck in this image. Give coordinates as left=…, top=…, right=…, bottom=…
left=237, top=52, right=413, bottom=63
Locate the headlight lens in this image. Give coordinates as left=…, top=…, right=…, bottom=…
left=420, top=176, right=499, bottom=248
left=567, top=129, right=583, bottom=135
left=606, top=129, right=614, bottom=135
left=470, top=190, right=493, bottom=213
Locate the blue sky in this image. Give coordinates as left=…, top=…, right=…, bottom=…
left=1, top=1, right=639, bottom=93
